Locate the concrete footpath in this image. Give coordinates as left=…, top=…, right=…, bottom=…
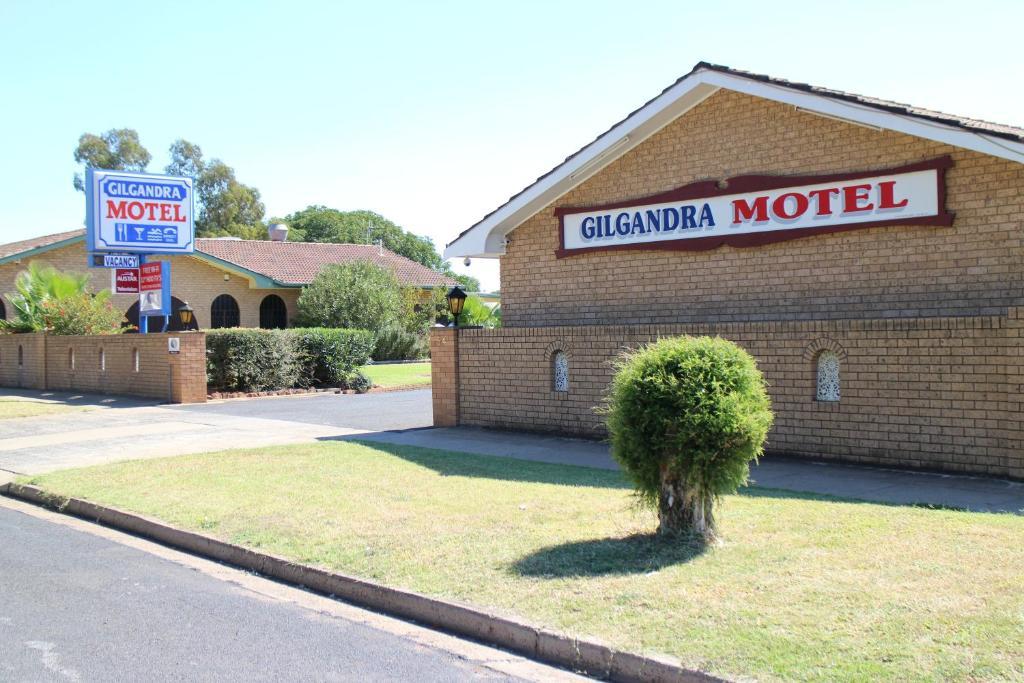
left=359, top=427, right=1024, bottom=514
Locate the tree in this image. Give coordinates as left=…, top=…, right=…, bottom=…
left=449, top=272, right=481, bottom=292
left=73, top=128, right=152, bottom=191
left=284, top=206, right=444, bottom=269
left=294, top=261, right=403, bottom=331
left=605, top=336, right=773, bottom=542
left=165, top=140, right=266, bottom=238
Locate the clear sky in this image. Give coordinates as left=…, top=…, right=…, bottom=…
left=1, top=0, right=1021, bottom=291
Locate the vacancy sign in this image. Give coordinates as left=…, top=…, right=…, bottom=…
left=86, top=168, right=195, bottom=254
left=556, top=157, right=953, bottom=256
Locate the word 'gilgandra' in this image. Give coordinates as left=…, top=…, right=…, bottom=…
left=580, top=178, right=908, bottom=240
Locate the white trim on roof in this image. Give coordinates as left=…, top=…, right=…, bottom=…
left=445, top=68, right=1024, bottom=259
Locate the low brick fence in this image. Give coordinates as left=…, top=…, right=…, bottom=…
left=431, top=309, right=1024, bottom=479
left=0, top=332, right=206, bottom=403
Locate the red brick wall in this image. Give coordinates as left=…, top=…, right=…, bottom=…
left=0, top=333, right=207, bottom=403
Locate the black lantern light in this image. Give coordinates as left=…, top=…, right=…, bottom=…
left=177, top=302, right=195, bottom=330
left=445, top=286, right=467, bottom=327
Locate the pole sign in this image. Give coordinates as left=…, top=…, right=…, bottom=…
left=555, top=156, right=953, bottom=257
left=86, top=168, right=195, bottom=254
left=139, top=262, right=171, bottom=318
left=114, top=268, right=140, bottom=293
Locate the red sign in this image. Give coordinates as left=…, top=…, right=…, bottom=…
left=140, top=262, right=163, bottom=291
left=115, top=268, right=140, bottom=293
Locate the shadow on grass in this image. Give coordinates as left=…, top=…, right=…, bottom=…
left=344, top=438, right=631, bottom=490
left=512, top=533, right=707, bottom=578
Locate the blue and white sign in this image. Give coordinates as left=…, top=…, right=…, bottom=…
left=86, top=168, right=194, bottom=254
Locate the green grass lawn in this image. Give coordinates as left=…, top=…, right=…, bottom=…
left=23, top=442, right=1024, bottom=682
left=0, top=398, right=82, bottom=419
left=360, top=361, right=431, bottom=388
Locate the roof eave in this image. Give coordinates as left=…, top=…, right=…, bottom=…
left=0, top=233, right=86, bottom=266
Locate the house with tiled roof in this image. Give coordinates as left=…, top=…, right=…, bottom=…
left=0, top=228, right=455, bottom=330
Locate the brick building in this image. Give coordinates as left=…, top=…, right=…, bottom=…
left=436, top=63, right=1024, bottom=479
left=0, top=229, right=454, bottom=330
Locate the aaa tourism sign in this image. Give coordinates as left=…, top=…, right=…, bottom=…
left=114, top=268, right=139, bottom=293
left=555, top=156, right=953, bottom=257
left=86, top=168, right=195, bottom=254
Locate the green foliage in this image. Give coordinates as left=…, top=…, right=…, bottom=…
left=41, top=292, right=126, bottom=335
left=294, top=261, right=402, bottom=331
left=371, top=324, right=426, bottom=361
left=165, top=140, right=266, bottom=238
left=0, top=263, right=92, bottom=333
left=605, top=336, right=773, bottom=539
left=73, top=128, right=152, bottom=192
left=290, top=328, right=374, bottom=387
left=206, top=329, right=302, bottom=392
left=206, top=328, right=373, bottom=392
left=459, top=295, right=501, bottom=328
left=400, top=286, right=450, bottom=334
left=284, top=206, right=443, bottom=269
left=448, top=272, right=480, bottom=292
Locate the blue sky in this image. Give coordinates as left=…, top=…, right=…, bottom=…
left=1, top=0, right=1021, bottom=290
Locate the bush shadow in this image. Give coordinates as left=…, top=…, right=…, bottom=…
left=511, top=533, right=707, bottom=578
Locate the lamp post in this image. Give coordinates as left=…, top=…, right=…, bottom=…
left=177, top=302, right=194, bottom=330
left=445, top=286, right=467, bottom=327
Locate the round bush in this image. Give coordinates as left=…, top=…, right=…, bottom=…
left=606, top=336, right=773, bottom=540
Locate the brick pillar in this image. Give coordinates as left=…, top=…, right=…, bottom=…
left=430, top=327, right=459, bottom=427
left=169, top=332, right=208, bottom=404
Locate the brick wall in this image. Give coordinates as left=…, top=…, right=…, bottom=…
left=500, top=90, right=1024, bottom=327
left=430, top=328, right=459, bottom=426
left=0, top=333, right=45, bottom=390
left=0, top=244, right=300, bottom=330
left=439, top=310, right=1023, bottom=479
left=0, top=333, right=207, bottom=403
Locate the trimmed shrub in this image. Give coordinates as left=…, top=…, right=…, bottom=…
left=605, top=336, right=773, bottom=542
left=341, top=370, right=372, bottom=394
left=291, top=327, right=374, bottom=387
left=206, top=329, right=302, bottom=392
left=372, top=324, right=425, bottom=361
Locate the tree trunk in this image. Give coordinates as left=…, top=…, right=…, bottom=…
left=657, top=466, right=716, bottom=542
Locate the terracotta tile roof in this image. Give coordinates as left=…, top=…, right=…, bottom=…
left=196, top=238, right=455, bottom=287
left=0, top=229, right=85, bottom=260
left=0, top=230, right=454, bottom=288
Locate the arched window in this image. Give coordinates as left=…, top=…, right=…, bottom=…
left=816, top=351, right=840, bottom=402
left=211, top=294, right=240, bottom=329
left=259, top=294, right=287, bottom=329
left=553, top=351, right=569, bottom=392
left=124, top=296, right=198, bottom=332
left=0, top=297, right=6, bottom=320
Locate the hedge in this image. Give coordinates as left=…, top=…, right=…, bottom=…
left=206, top=328, right=373, bottom=393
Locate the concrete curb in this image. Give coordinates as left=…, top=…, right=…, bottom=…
left=1, top=482, right=723, bottom=683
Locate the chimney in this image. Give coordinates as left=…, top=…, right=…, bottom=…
left=268, top=223, right=289, bottom=242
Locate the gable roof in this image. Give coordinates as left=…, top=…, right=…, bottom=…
left=0, top=229, right=454, bottom=289
left=445, top=61, right=1024, bottom=259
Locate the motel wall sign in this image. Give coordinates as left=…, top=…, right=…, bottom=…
left=555, top=156, right=953, bottom=257
left=86, top=168, right=195, bottom=254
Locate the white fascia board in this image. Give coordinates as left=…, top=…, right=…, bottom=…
left=702, top=71, right=1024, bottom=166
left=444, top=77, right=721, bottom=258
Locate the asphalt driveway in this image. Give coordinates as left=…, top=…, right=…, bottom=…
left=0, top=389, right=433, bottom=478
